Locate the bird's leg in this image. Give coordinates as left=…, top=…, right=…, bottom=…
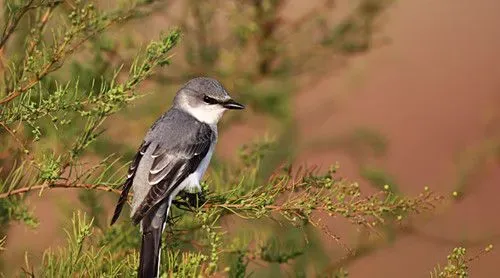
left=190, top=190, right=206, bottom=208
left=174, top=190, right=206, bottom=210
left=171, top=193, right=191, bottom=211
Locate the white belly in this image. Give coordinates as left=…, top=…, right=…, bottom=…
left=178, top=124, right=217, bottom=193
left=179, top=141, right=215, bottom=193
left=165, top=132, right=216, bottom=218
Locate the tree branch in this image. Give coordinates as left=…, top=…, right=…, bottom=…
left=0, top=121, right=36, bottom=162
left=0, top=7, right=129, bottom=105
left=0, top=0, right=36, bottom=50
left=0, top=182, right=121, bottom=198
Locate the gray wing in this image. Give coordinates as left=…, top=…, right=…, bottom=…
left=131, top=116, right=213, bottom=225
left=110, top=141, right=149, bottom=225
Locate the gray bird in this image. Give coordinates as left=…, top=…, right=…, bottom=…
left=110, top=77, right=244, bottom=278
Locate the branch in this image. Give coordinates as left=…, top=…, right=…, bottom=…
left=0, top=0, right=36, bottom=49
left=0, top=4, right=132, bottom=105
left=0, top=24, right=109, bottom=105
left=0, top=121, right=36, bottom=162
left=13, top=4, right=59, bottom=86
left=0, top=182, right=121, bottom=199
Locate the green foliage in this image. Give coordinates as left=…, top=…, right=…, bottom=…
left=39, top=153, right=62, bottom=182
left=0, top=1, right=181, bottom=201
left=0, top=3, right=182, bottom=274
left=23, top=151, right=441, bottom=276
left=260, top=233, right=304, bottom=263
left=40, top=211, right=137, bottom=277
left=1, top=198, right=39, bottom=229
left=163, top=250, right=207, bottom=278
left=228, top=250, right=248, bottom=278
left=430, top=245, right=494, bottom=278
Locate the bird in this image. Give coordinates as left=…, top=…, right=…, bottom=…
left=110, top=77, right=244, bottom=278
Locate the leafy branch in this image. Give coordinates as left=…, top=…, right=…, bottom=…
left=0, top=1, right=182, bottom=235
left=2, top=2, right=111, bottom=103
left=0, top=0, right=42, bottom=49
left=22, top=156, right=443, bottom=277
left=430, top=245, right=494, bottom=278
left=0, top=164, right=440, bottom=229
left=0, top=0, right=155, bottom=104
left=0, top=182, right=121, bottom=199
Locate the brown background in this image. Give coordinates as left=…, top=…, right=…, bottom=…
left=290, top=0, right=500, bottom=276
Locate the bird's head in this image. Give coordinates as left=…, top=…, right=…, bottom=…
left=173, top=77, right=244, bottom=125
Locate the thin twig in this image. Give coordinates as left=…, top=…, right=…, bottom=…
left=310, top=216, right=353, bottom=254
left=0, top=0, right=36, bottom=50
left=0, top=11, right=128, bottom=105
left=0, top=121, right=36, bottom=162
left=0, top=182, right=121, bottom=198
left=14, top=4, right=59, bottom=85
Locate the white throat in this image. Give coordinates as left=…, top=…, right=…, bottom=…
left=179, top=102, right=226, bottom=126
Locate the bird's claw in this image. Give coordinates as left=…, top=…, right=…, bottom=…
left=174, top=191, right=206, bottom=210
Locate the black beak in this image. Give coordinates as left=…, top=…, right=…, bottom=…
left=222, top=99, right=245, bottom=110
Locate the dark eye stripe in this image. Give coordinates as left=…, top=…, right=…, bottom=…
left=203, top=95, right=219, bottom=105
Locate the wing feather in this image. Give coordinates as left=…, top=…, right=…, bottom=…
left=131, top=124, right=213, bottom=225
left=110, top=141, right=149, bottom=225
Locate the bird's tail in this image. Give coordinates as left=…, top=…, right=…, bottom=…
left=138, top=227, right=163, bottom=278
left=138, top=203, right=168, bottom=278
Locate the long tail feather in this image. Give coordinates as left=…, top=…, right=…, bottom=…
left=138, top=228, right=162, bottom=278
left=138, top=202, right=168, bottom=278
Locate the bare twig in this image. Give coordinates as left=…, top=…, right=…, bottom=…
left=0, top=182, right=121, bottom=198
left=309, top=216, right=353, bottom=254
left=0, top=121, right=36, bottom=162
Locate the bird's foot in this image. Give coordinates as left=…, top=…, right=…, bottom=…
left=173, top=191, right=206, bottom=210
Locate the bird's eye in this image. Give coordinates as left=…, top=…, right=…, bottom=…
left=203, top=95, right=219, bottom=105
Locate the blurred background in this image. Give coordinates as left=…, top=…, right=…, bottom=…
left=1, top=0, right=499, bottom=276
